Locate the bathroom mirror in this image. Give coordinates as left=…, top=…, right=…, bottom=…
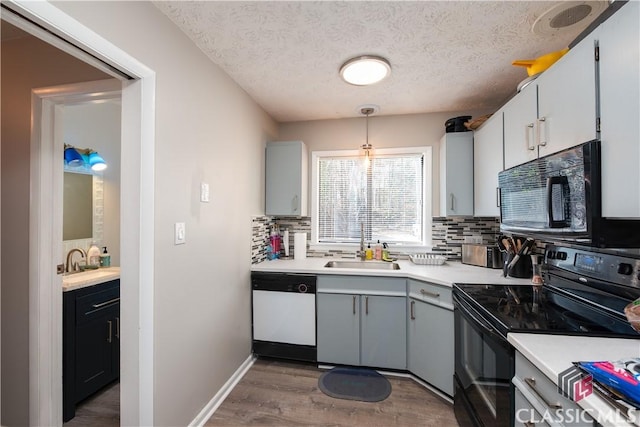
left=63, top=172, right=93, bottom=240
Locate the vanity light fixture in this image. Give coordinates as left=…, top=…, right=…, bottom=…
left=64, top=144, right=107, bottom=171
left=64, top=145, right=84, bottom=167
left=340, top=55, right=391, bottom=86
left=88, top=151, right=107, bottom=171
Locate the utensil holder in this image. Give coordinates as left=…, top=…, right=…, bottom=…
left=505, top=252, right=533, bottom=278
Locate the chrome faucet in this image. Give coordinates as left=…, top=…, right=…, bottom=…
left=65, top=248, right=87, bottom=273
left=359, top=222, right=366, bottom=260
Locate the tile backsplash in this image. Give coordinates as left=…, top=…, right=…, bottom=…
left=251, top=216, right=500, bottom=264
left=431, top=217, right=500, bottom=259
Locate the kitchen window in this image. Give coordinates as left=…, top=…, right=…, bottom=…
left=311, top=147, right=432, bottom=248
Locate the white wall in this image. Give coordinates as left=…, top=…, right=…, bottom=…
left=278, top=112, right=487, bottom=216
left=1, top=34, right=110, bottom=426
left=52, top=2, right=278, bottom=426
left=63, top=100, right=122, bottom=265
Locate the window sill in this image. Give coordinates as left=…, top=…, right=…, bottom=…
left=309, top=243, right=433, bottom=254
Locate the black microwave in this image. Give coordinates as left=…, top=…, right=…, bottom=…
left=498, top=140, right=640, bottom=248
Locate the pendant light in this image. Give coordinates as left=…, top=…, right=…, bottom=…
left=360, top=106, right=376, bottom=165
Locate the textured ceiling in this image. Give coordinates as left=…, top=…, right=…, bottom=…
left=154, top=1, right=607, bottom=122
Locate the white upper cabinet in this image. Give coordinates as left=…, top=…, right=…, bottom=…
left=536, top=31, right=598, bottom=157
left=598, top=0, right=640, bottom=218
left=503, top=82, right=538, bottom=169
left=440, top=132, right=474, bottom=217
left=265, top=140, right=308, bottom=216
left=503, top=33, right=598, bottom=169
left=473, top=111, right=503, bottom=217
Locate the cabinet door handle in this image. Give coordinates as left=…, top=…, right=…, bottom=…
left=92, top=297, right=120, bottom=309
left=292, top=195, right=298, bottom=213
left=116, top=317, right=120, bottom=339
left=107, top=320, right=113, bottom=343
left=537, top=117, right=547, bottom=147
left=524, top=377, right=562, bottom=409
left=365, top=296, right=369, bottom=315
left=524, top=422, right=536, bottom=427
left=352, top=295, right=356, bottom=315
left=450, top=193, right=454, bottom=211
left=526, top=123, right=536, bottom=151
left=420, top=289, right=440, bottom=298
left=410, top=300, right=415, bottom=320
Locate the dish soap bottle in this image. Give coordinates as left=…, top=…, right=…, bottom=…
left=87, top=243, right=101, bottom=268
left=365, top=243, right=373, bottom=260
left=375, top=240, right=382, bottom=260
left=100, top=246, right=111, bottom=267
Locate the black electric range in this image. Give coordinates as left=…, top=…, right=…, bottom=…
left=452, top=244, right=640, bottom=427
left=454, top=244, right=640, bottom=340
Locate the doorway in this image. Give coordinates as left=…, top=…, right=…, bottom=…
left=1, top=2, right=156, bottom=426
left=33, top=79, right=122, bottom=424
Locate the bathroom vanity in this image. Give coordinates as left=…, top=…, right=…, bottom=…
left=62, top=271, right=120, bottom=422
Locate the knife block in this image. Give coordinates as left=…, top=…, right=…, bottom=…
left=505, top=252, right=533, bottom=278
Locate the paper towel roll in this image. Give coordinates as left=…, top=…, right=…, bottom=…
left=283, top=229, right=290, bottom=257
left=294, top=232, right=307, bottom=260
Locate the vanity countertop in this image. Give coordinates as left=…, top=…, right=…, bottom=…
left=62, top=267, right=120, bottom=292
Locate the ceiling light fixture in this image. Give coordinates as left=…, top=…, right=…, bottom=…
left=340, top=55, right=391, bottom=86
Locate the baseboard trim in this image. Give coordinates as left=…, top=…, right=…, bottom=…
left=189, top=354, right=256, bottom=427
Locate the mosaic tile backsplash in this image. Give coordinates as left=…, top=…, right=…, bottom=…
left=251, top=216, right=501, bottom=263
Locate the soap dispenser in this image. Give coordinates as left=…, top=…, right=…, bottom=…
left=100, top=246, right=111, bottom=267
left=87, top=243, right=101, bottom=268
left=374, top=240, right=382, bottom=260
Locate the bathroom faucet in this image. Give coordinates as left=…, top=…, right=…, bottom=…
left=66, top=248, right=87, bottom=273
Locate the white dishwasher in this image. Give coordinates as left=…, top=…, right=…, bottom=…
left=251, top=272, right=316, bottom=362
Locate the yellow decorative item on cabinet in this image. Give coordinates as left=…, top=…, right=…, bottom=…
left=512, top=48, right=569, bottom=76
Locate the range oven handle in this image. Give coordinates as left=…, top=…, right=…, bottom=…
left=453, top=293, right=496, bottom=336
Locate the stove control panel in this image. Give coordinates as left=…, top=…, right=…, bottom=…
left=545, top=244, right=640, bottom=288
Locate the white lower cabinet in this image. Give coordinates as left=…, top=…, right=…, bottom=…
left=407, top=279, right=454, bottom=396
left=513, top=351, right=594, bottom=427
left=316, top=276, right=406, bottom=370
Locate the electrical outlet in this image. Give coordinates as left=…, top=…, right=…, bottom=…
left=200, top=182, right=210, bottom=203
left=175, top=222, right=186, bottom=245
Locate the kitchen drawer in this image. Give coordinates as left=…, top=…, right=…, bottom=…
left=407, top=279, right=452, bottom=309
left=515, top=352, right=594, bottom=427
left=75, top=281, right=120, bottom=324
left=514, top=386, right=551, bottom=427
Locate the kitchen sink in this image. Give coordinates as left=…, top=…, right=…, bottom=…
left=324, top=260, right=400, bottom=270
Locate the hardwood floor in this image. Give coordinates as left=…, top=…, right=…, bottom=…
left=206, top=359, right=458, bottom=426
left=63, top=381, right=119, bottom=427
left=59, top=360, right=458, bottom=426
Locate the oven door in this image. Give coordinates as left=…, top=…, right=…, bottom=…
left=453, top=293, right=514, bottom=427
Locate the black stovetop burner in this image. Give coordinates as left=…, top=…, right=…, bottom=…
left=453, top=283, right=639, bottom=339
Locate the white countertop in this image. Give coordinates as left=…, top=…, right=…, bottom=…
left=509, top=333, right=640, bottom=427
left=62, top=267, right=120, bottom=292
left=251, top=257, right=531, bottom=287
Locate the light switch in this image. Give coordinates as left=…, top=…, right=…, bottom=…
left=200, top=182, right=210, bottom=203
left=175, top=222, right=186, bottom=245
